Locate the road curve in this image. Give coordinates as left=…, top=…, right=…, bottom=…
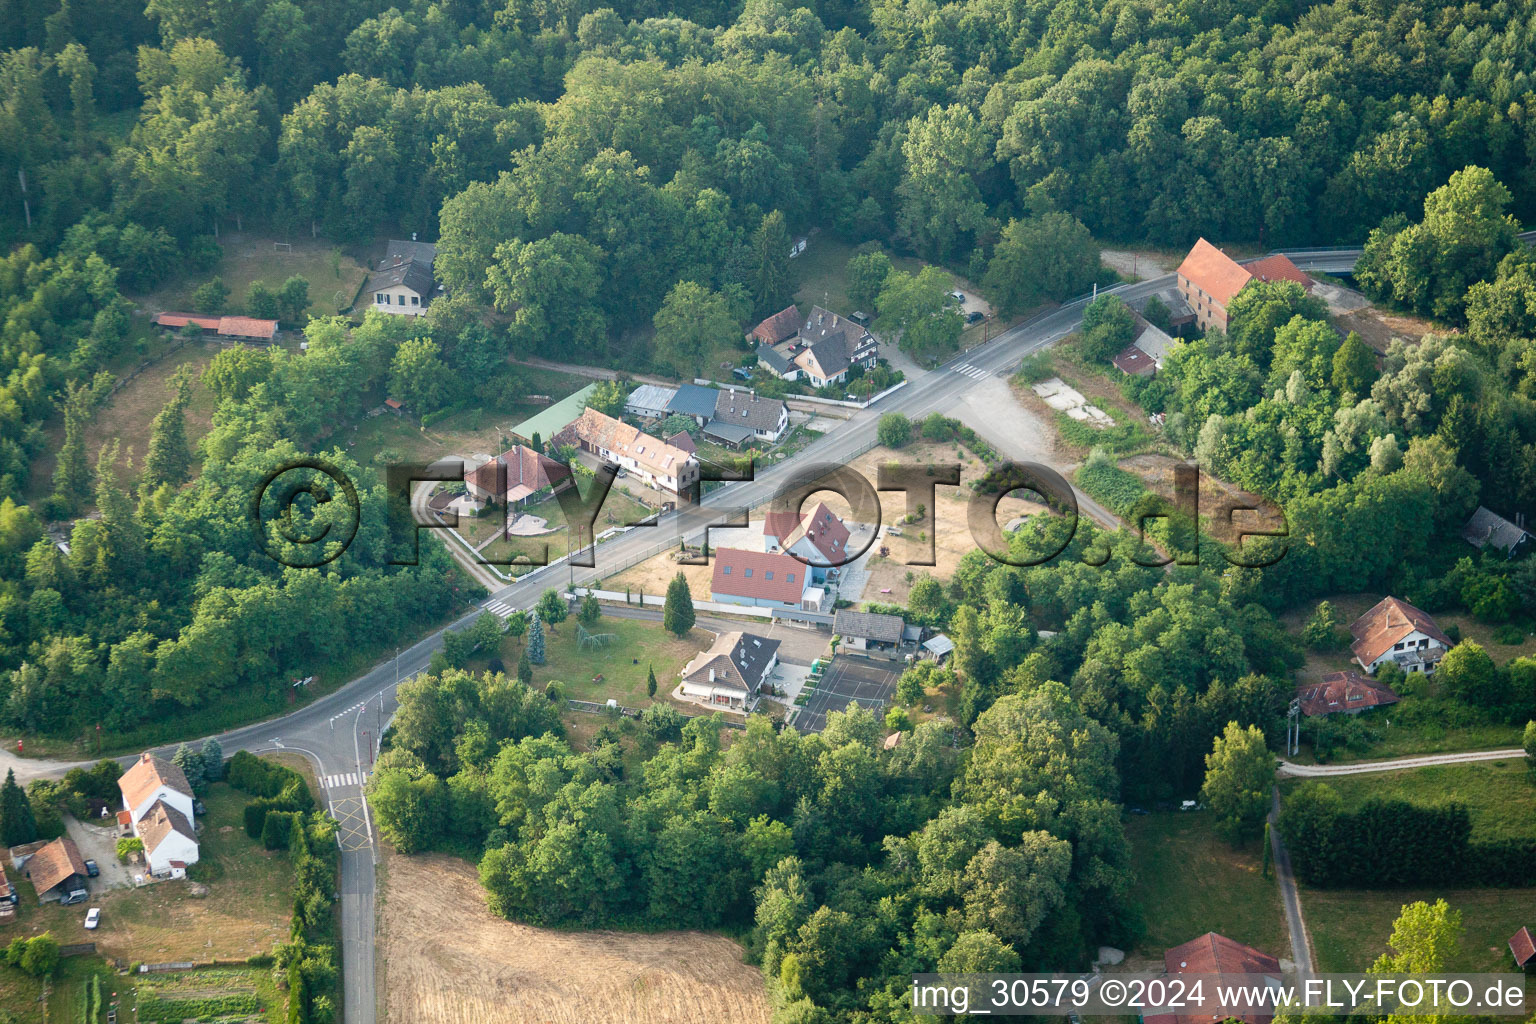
left=1278, top=747, right=1524, bottom=777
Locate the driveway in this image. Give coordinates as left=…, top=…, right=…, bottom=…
left=63, top=814, right=136, bottom=891
left=1277, top=747, right=1523, bottom=777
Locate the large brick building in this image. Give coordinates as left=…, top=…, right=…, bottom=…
left=1176, top=238, right=1311, bottom=332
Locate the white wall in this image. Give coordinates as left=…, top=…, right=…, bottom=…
left=126, top=786, right=193, bottom=826
left=369, top=286, right=427, bottom=316
left=144, top=830, right=199, bottom=876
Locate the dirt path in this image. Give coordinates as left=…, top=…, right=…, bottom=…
left=1278, top=747, right=1524, bottom=777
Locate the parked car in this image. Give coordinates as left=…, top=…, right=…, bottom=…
left=193, top=800, right=206, bottom=816
left=83, top=859, right=99, bottom=877
left=965, top=310, right=984, bottom=324
left=947, top=290, right=965, bottom=303
left=84, top=907, right=100, bottom=930
left=731, top=366, right=753, bottom=380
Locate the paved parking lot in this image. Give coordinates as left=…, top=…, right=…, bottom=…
left=792, top=656, right=897, bottom=733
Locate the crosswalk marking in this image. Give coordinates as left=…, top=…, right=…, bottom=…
left=954, top=363, right=989, bottom=379
left=484, top=599, right=515, bottom=618
left=323, top=772, right=363, bottom=789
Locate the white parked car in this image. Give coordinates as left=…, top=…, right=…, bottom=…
left=84, top=907, right=101, bottom=930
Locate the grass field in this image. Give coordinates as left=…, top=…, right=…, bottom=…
left=452, top=488, right=652, bottom=567
left=0, top=965, right=46, bottom=1023
left=15, top=783, right=295, bottom=962
left=1303, top=886, right=1536, bottom=973
left=1126, top=813, right=1289, bottom=965
left=1281, top=760, right=1536, bottom=842
left=48, top=956, right=131, bottom=1024
left=381, top=850, right=770, bottom=1024
left=142, top=233, right=369, bottom=320
left=483, top=616, right=710, bottom=705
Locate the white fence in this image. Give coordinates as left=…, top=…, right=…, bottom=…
left=567, top=586, right=778, bottom=619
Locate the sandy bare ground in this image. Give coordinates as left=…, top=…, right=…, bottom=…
left=381, top=853, right=771, bottom=1024
left=1332, top=305, right=1438, bottom=353
left=1120, top=454, right=1286, bottom=547
left=603, top=441, right=1045, bottom=603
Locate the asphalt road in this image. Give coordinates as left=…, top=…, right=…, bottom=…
left=1277, top=746, right=1524, bottom=777
left=0, top=246, right=1378, bottom=1024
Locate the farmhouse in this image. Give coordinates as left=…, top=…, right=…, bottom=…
left=1177, top=239, right=1311, bottom=332
left=709, top=387, right=789, bottom=446
left=710, top=547, right=808, bottom=609
left=118, top=751, right=199, bottom=878
left=559, top=408, right=700, bottom=496
left=1349, top=596, right=1451, bottom=675
left=1296, top=670, right=1399, bottom=716
left=1145, top=933, right=1282, bottom=1024
left=466, top=445, right=565, bottom=507
left=756, top=305, right=878, bottom=386
left=1113, top=321, right=1177, bottom=376
left=154, top=312, right=279, bottom=341
left=678, top=631, right=781, bottom=710
left=751, top=305, right=801, bottom=345
left=1463, top=506, right=1533, bottom=558
left=22, top=837, right=89, bottom=904
left=834, top=609, right=905, bottom=653
left=363, top=238, right=438, bottom=316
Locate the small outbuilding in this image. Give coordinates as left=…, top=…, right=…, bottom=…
left=834, top=609, right=906, bottom=653
left=1510, top=926, right=1535, bottom=969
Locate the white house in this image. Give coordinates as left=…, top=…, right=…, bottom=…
left=678, top=631, right=782, bottom=710
left=117, top=752, right=198, bottom=878
left=711, top=387, right=789, bottom=445
left=363, top=239, right=438, bottom=317
left=560, top=408, right=700, bottom=496
left=1349, top=596, right=1452, bottom=675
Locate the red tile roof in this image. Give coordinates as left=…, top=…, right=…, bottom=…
left=1296, top=671, right=1399, bottom=716
left=710, top=547, right=808, bottom=604
left=467, top=445, right=562, bottom=503
left=751, top=305, right=801, bottom=345
left=1349, top=596, right=1451, bottom=668
left=1150, top=933, right=1281, bottom=1024
left=217, top=316, right=278, bottom=339
left=666, top=430, right=696, bottom=454
left=1511, top=926, right=1536, bottom=967
left=1244, top=254, right=1311, bottom=291
left=779, top=501, right=851, bottom=562
left=762, top=508, right=803, bottom=542
left=153, top=313, right=278, bottom=339
left=26, top=837, right=87, bottom=895
left=1177, top=239, right=1253, bottom=308
left=384, top=398, right=404, bottom=410
left=1113, top=344, right=1156, bottom=375
left=118, top=752, right=192, bottom=814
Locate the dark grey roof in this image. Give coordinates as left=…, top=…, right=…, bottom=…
left=366, top=258, right=435, bottom=298
left=728, top=632, right=780, bottom=688
left=704, top=420, right=755, bottom=445
left=667, top=383, right=719, bottom=418
left=803, top=334, right=849, bottom=378
left=756, top=344, right=793, bottom=373
left=386, top=239, right=437, bottom=266
left=713, top=388, right=786, bottom=431
left=834, top=609, right=905, bottom=642
left=1463, top=506, right=1533, bottom=553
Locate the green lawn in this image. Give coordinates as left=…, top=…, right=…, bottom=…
left=47, top=956, right=125, bottom=1024
left=1281, top=760, right=1536, bottom=842
left=792, top=235, right=927, bottom=318
left=0, top=965, right=46, bottom=1023
left=21, top=783, right=296, bottom=963
left=1126, top=813, right=1288, bottom=961
left=482, top=616, right=711, bottom=705
left=458, top=488, right=654, bottom=568
left=142, top=234, right=369, bottom=320
left=1303, top=886, right=1536, bottom=973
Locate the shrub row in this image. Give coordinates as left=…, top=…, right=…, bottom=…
left=1281, top=787, right=1536, bottom=887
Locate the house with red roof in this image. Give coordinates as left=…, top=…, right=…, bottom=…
left=154, top=312, right=279, bottom=341
left=1296, top=670, right=1399, bottom=716
left=710, top=547, right=809, bottom=609
left=1176, top=239, right=1310, bottom=333
left=762, top=500, right=852, bottom=584
left=1349, top=596, right=1451, bottom=676
left=465, top=445, right=566, bottom=508
left=1143, top=933, right=1282, bottom=1024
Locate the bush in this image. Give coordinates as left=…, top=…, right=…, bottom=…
left=877, top=412, right=912, bottom=448
left=262, top=810, right=297, bottom=850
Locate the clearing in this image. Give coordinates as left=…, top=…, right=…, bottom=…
left=1303, top=886, right=1536, bottom=973
left=380, top=851, right=771, bottom=1024
left=1118, top=453, right=1287, bottom=548
left=1123, top=813, right=1288, bottom=970
left=1281, top=759, right=1536, bottom=843
left=141, top=233, right=370, bottom=320
left=478, top=615, right=710, bottom=707
left=9, top=782, right=295, bottom=963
